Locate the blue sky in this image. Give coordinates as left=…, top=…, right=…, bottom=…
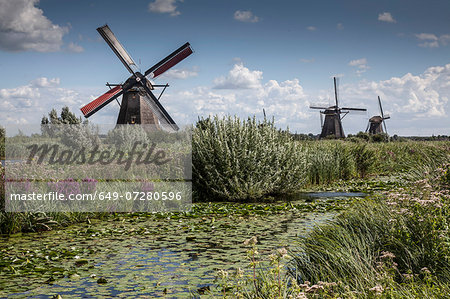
left=0, top=0, right=449, bottom=135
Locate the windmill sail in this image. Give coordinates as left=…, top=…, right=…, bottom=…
left=97, top=25, right=137, bottom=74
left=334, top=77, right=339, bottom=107
left=378, top=96, right=388, bottom=134
left=145, top=43, right=193, bottom=79
left=341, top=107, right=367, bottom=111
left=141, top=88, right=179, bottom=131
left=81, top=86, right=123, bottom=118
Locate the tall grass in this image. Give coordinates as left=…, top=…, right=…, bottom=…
left=288, top=164, right=450, bottom=297
left=302, top=141, right=360, bottom=185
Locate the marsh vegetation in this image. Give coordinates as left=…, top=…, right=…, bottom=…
left=1, top=116, right=449, bottom=298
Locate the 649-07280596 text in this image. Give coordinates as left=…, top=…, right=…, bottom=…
left=8, top=191, right=184, bottom=201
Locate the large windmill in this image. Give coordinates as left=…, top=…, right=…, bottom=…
left=80, top=25, right=193, bottom=131
left=366, top=96, right=390, bottom=134
left=310, top=77, right=367, bottom=138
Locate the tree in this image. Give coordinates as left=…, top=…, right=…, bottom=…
left=40, top=106, right=99, bottom=148
left=41, top=106, right=82, bottom=126
left=61, top=106, right=81, bottom=124
left=41, top=106, right=84, bottom=137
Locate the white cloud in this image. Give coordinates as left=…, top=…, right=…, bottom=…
left=234, top=10, right=259, bottom=23
left=419, top=41, right=439, bottom=48
left=0, top=77, right=99, bottom=125
left=3, top=66, right=449, bottom=136
left=349, top=58, right=369, bottom=76
left=160, top=64, right=309, bottom=129
left=31, top=77, right=60, bottom=87
left=416, top=33, right=438, bottom=41
left=337, top=23, right=344, bottom=30
left=300, top=58, right=315, bottom=63
left=232, top=57, right=243, bottom=64
left=415, top=33, right=450, bottom=48
left=160, top=68, right=198, bottom=80
left=66, top=42, right=84, bottom=53
left=0, top=0, right=69, bottom=52
left=349, top=58, right=367, bottom=67
left=306, top=26, right=317, bottom=31
left=170, top=63, right=449, bottom=135
left=213, top=63, right=263, bottom=89
left=0, top=85, right=39, bottom=100
left=440, top=34, right=450, bottom=45
left=343, top=64, right=450, bottom=121
left=378, top=12, right=396, bottom=23
left=148, top=0, right=181, bottom=16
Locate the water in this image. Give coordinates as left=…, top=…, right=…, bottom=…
left=0, top=192, right=365, bottom=298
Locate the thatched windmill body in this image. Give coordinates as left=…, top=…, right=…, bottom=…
left=80, top=25, right=193, bottom=131
left=310, top=77, right=366, bottom=138
left=366, top=96, right=390, bottom=134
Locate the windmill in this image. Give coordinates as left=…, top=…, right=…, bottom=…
left=366, top=96, right=390, bottom=134
left=80, top=25, right=193, bottom=131
left=310, top=77, right=367, bottom=138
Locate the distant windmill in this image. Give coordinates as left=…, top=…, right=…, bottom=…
left=366, top=96, right=390, bottom=134
left=80, top=25, right=193, bottom=131
left=310, top=77, right=367, bottom=138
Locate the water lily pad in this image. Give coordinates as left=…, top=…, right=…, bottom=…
left=97, top=277, right=108, bottom=284
left=74, top=259, right=88, bottom=266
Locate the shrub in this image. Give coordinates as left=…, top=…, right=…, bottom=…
left=192, top=116, right=307, bottom=201
left=59, top=124, right=100, bottom=149
left=372, top=133, right=389, bottom=142
left=105, top=125, right=149, bottom=152
left=356, top=131, right=371, bottom=141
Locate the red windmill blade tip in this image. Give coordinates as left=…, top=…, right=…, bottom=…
left=81, top=86, right=122, bottom=117
left=144, top=43, right=194, bottom=79
left=151, top=47, right=193, bottom=79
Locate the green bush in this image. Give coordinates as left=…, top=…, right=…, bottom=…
left=105, top=125, right=149, bottom=151
left=372, top=133, right=389, bottom=142
left=192, top=116, right=307, bottom=201
left=59, top=124, right=100, bottom=149
left=356, top=131, right=371, bottom=141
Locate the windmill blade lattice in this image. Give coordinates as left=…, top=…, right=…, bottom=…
left=97, top=25, right=137, bottom=75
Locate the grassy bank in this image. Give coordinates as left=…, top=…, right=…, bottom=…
left=212, top=163, right=450, bottom=298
